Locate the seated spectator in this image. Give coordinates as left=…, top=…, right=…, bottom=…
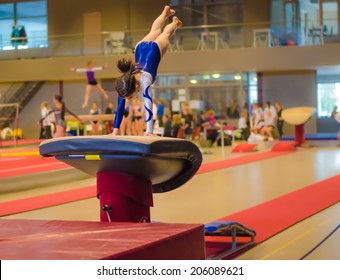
left=260, top=101, right=276, bottom=140
left=170, top=114, right=183, bottom=138
left=238, top=111, right=250, bottom=140
left=200, top=110, right=219, bottom=145
left=250, top=103, right=264, bottom=134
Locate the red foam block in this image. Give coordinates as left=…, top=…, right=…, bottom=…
left=271, top=141, right=297, bottom=152
left=232, top=143, right=258, bottom=153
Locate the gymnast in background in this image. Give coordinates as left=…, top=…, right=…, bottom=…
left=90, top=102, right=101, bottom=135
left=39, top=95, right=82, bottom=138
left=112, top=5, right=182, bottom=136
left=70, top=60, right=109, bottom=108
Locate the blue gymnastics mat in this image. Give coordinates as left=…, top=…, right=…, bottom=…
left=280, top=133, right=337, bottom=141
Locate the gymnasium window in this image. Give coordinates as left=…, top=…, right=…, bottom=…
left=0, top=0, right=47, bottom=50
left=317, top=83, right=340, bottom=117
left=0, top=3, right=14, bottom=50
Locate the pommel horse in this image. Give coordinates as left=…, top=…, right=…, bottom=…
left=281, top=107, right=315, bottom=146
left=39, top=136, right=202, bottom=223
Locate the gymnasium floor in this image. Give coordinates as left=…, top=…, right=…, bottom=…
left=0, top=139, right=339, bottom=260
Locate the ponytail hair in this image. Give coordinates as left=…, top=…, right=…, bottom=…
left=54, top=94, right=63, bottom=103
left=54, top=94, right=65, bottom=118
left=115, top=58, right=141, bottom=99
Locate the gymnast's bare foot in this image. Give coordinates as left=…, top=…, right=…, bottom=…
left=172, top=16, right=183, bottom=28
left=164, top=5, right=175, bottom=18
left=82, top=103, right=88, bottom=109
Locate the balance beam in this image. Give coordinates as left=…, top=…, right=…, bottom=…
left=65, top=114, right=114, bottom=122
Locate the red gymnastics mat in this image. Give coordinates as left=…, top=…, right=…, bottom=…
left=0, top=156, right=69, bottom=178
left=0, top=150, right=297, bottom=216
left=0, top=219, right=205, bottom=260
left=205, top=174, right=340, bottom=259
left=0, top=186, right=96, bottom=216
left=0, top=152, right=298, bottom=217
left=0, top=139, right=43, bottom=147
left=197, top=150, right=294, bottom=174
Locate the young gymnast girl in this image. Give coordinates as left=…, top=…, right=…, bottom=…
left=112, top=5, right=182, bottom=136
left=70, top=60, right=109, bottom=108
left=39, top=95, right=82, bottom=138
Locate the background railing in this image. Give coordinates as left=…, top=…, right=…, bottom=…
left=0, top=19, right=339, bottom=60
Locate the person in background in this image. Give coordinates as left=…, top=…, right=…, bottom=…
left=170, top=113, right=183, bottom=138
left=131, top=98, right=145, bottom=136
left=250, top=103, right=264, bottom=134
left=200, top=110, right=219, bottom=145
left=162, top=114, right=172, bottom=137
left=242, top=102, right=250, bottom=127
left=207, top=109, right=216, bottom=124
left=181, top=101, right=193, bottom=138
left=39, top=95, right=82, bottom=138
left=120, top=99, right=132, bottom=135
left=70, top=60, right=109, bottom=108
left=104, top=101, right=114, bottom=133
left=275, top=101, right=284, bottom=137
left=238, top=111, right=250, bottom=140
left=157, top=98, right=165, bottom=127
left=90, top=102, right=101, bottom=135
left=261, top=101, right=277, bottom=140
left=39, top=101, right=54, bottom=139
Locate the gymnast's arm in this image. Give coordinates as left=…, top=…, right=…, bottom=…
left=112, top=96, right=126, bottom=135
left=92, top=65, right=107, bottom=72
left=70, top=67, right=87, bottom=73
left=38, top=109, right=55, bottom=124
left=139, top=72, right=154, bottom=135
left=65, top=107, right=82, bottom=123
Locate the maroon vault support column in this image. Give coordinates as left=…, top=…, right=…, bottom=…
left=294, top=124, right=305, bottom=146
left=97, top=172, right=153, bottom=223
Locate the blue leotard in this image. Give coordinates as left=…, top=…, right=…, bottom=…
left=135, top=41, right=161, bottom=83
left=114, top=41, right=161, bottom=133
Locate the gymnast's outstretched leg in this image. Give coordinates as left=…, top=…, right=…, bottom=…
left=155, top=16, right=182, bottom=56
left=95, top=83, right=109, bottom=100
left=82, top=85, right=92, bottom=108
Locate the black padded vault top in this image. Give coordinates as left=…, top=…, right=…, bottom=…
left=39, top=136, right=202, bottom=193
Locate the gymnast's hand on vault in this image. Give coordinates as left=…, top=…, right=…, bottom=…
left=109, top=128, right=120, bottom=136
